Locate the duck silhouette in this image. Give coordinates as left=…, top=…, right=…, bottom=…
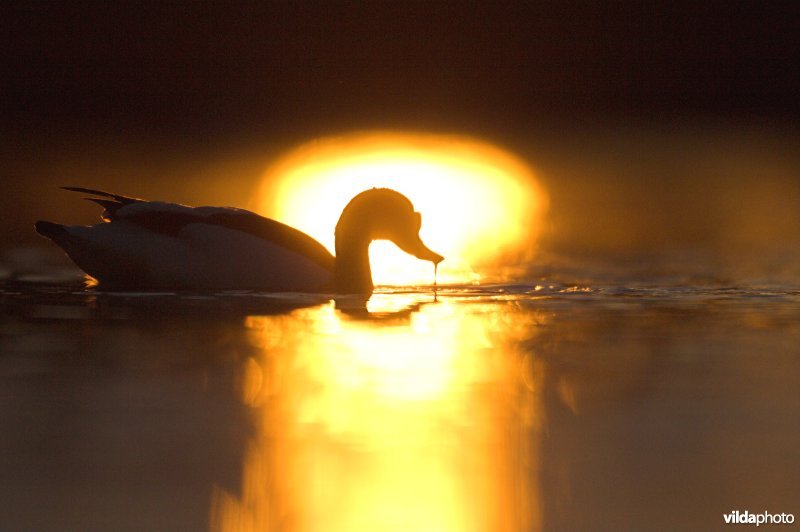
left=35, top=187, right=443, bottom=294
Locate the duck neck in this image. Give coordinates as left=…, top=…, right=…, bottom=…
left=334, top=233, right=373, bottom=294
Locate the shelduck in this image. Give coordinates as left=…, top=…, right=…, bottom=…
left=35, top=187, right=443, bottom=294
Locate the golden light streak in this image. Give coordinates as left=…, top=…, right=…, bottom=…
left=210, top=301, right=545, bottom=532
left=257, top=132, right=547, bottom=285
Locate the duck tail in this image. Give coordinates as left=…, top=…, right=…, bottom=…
left=35, top=220, right=68, bottom=242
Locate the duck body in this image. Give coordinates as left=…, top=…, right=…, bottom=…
left=36, top=187, right=442, bottom=294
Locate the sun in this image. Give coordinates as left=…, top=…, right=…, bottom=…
left=257, top=132, right=546, bottom=286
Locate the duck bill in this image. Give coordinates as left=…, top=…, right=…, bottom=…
left=395, top=233, right=444, bottom=265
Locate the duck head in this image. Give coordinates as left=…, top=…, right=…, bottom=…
left=334, top=188, right=443, bottom=294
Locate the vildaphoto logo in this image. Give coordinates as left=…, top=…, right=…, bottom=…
left=723, top=510, right=795, bottom=526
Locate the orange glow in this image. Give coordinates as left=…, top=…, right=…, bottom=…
left=210, top=301, right=544, bottom=532
left=257, top=132, right=546, bottom=285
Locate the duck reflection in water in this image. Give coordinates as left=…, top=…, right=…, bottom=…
left=35, top=187, right=443, bottom=295
left=211, top=297, right=542, bottom=532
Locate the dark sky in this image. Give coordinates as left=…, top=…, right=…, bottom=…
left=1, top=1, right=799, bottom=262
left=2, top=1, right=799, bottom=143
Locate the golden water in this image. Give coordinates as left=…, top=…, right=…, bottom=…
left=210, top=299, right=540, bottom=531
left=1, top=284, right=798, bottom=530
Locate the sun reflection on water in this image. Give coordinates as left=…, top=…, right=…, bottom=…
left=210, top=301, right=544, bottom=532
left=257, top=132, right=547, bottom=286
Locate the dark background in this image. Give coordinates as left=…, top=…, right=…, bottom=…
left=2, top=1, right=799, bottom=272
left=3, top=1, right=798, bottom=141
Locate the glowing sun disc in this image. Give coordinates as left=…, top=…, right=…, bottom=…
left=257, top=132, right=546, bottom=286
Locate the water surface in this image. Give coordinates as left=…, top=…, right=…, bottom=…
left=1, top=278, right=798, bottom=531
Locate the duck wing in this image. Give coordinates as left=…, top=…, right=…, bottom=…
left=63, top=186, right=143, bottom=221
left=205, top=209, right=335, bottom=272
left=65, top=188, right=335, bottom=271
left=62, top=186, right=141, bottom=204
